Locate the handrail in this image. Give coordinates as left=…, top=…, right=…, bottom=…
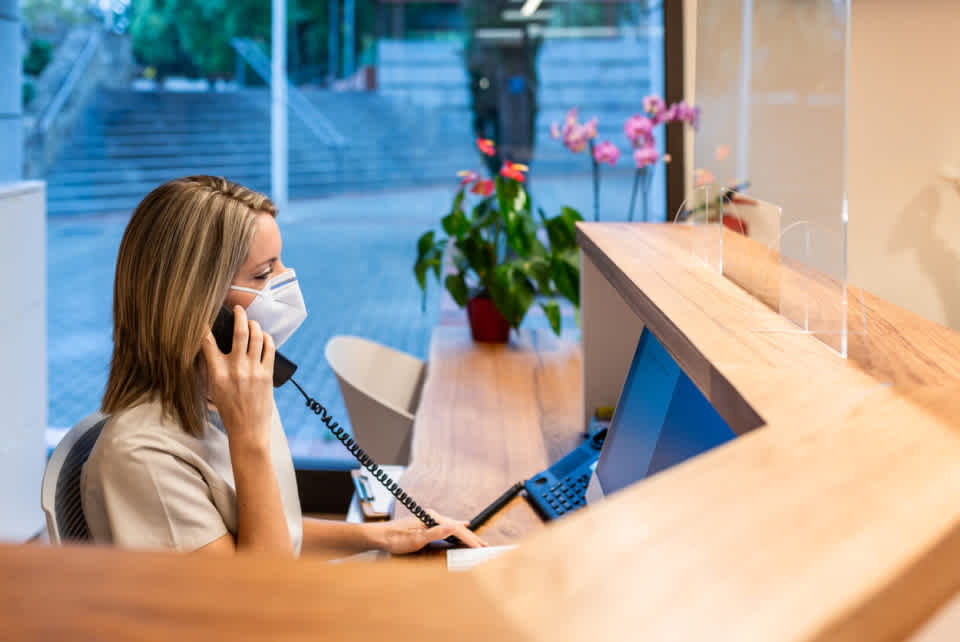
left=231, top=37, right=347, bottom=149
left=36, top=30, right=102, bottom=136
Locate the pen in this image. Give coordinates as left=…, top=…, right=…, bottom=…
left=467, top=482, right=526, bottom=532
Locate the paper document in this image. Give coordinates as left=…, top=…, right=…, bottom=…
left=446, top=546, right=517, bottom=572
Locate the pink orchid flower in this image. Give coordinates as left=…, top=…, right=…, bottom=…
left=592, top=140, right=620, bottom=167
left=583, top=117, right=598, bottom=140
left=457, top=170, right=479, bottom=186
left=471, top=178, right=495, bottom=197
left=633, top=145, right=659, bottom=169
left=655, top=103, right=678, bottom=125
left=674, top=101, right=701, bottom=128
left=563, top=124, right=588, bottom=153
left=500, top=161, right=529, bottom=183
left=624, top=115, right=654, bottom=145
left=550, top=122, right=560, bottom=139
left=643, top=95, right=666, bottom=118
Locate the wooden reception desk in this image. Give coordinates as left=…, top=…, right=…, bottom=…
left=6, top=223, right=960, bottom=641
left=400, top=223, right=960, bottom=641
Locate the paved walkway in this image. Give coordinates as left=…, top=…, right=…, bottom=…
left=48, top=170, right=664, bottom=464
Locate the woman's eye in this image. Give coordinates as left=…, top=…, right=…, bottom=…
left=254, top=273, right=270, bottom=280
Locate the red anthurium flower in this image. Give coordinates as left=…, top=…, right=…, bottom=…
left=722, top=215, right=749, bottom=236
left=457, top=169, right=479, bottom=186
left=471, top=178, right=495, bottom=196
left=500, top=161, right=528, bottom=183
left=476, top=138, right=496, bottom=156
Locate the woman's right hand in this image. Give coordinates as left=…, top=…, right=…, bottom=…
left=201, top=305, right=276, bottom=453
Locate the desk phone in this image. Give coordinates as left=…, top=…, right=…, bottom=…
left=523, top=421, right=608, bottom=520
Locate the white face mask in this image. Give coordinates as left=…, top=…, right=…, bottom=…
left=231, top=269, right=307, bottom=347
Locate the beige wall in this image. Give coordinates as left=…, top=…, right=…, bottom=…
left=848, top=0, right=960, bottom=330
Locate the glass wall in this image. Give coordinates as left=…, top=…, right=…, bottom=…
left=32, top=0, right=669, bottom=462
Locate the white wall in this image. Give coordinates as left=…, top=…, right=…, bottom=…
left=0, top=182, right=47, bottom=540
left=847, top=0, right=960, bottom=330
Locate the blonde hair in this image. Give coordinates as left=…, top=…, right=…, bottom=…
left=102, top=176, right=277, bottom=438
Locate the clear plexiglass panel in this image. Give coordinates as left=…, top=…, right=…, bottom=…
left=720, top=195, right=866, bottom=357
left=673, top=185, right=724, bottom=273
left=694, top=0, right=853, bottom=356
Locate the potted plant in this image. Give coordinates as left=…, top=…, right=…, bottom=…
left=414, top=139, right=582, bottom=343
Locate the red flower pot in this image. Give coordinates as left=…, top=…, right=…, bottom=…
left=722, top=214, right=749, bottom=236
left=466, top=295, right=511, bottom=343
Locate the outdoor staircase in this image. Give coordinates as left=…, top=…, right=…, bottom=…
left=45, top=87, right=478, bottom=217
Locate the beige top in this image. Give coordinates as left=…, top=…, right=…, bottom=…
left=81, top=397, right=303, bottom=554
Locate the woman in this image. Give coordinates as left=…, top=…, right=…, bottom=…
left=81, top=175, right=485, bottom=555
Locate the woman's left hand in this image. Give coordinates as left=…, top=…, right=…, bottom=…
left=373, top=511, right=488, bottom=554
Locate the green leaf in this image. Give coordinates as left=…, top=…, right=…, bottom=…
left=414, top=261, right=428, bottom=292
left=473, top=199, right=498, bottom=228
left=524, top=256, right=552, bottom=293
left=416, top=230, right=435, bottom=258
left=495, top=175, right=514, bottom=219
left=544, top=215, right=575, bottom=252
left=442, top=209, right=470, bottom=239
left=551, top=252, right=581, bottom=307
left=489, top=264, right=536, bottom=328
left=444, top=273, right=469, bottom=307
left=451, top=189, right=465, bottom=215
left=429, top=255, right=442, bottom=282
left=561, top=206, right=584, bottom=224
left=541, top=300, right=562, bottom=336
left=457, top=234, right=496, bottom=284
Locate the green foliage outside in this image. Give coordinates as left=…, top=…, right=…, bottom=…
left=127, top=0, right=380, bottom=80
left=23, top=39, right=53, bottom=76
left=22, top=80, right=36, bottom=108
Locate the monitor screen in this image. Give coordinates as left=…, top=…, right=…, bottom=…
left=594, top=328, right=737, bottom=496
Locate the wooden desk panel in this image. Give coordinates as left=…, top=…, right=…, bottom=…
left=0, top=543, right=521, bottom=641
left=393, top=328, right=582, bottom=545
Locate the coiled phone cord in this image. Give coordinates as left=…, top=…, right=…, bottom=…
left=289, top=377, right=441, bottom=531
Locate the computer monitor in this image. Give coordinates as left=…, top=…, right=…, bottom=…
left=586, top=327, right=737, bottom=503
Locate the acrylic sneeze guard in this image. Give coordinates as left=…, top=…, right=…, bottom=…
left=690, top=0, right=859, bottom=357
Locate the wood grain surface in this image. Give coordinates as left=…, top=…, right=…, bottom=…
left=392, top=328, right=583, bottom=545
left=0, top=542, right=522, bottom=642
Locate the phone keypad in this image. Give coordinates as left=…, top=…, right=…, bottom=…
left=542, top=472, right=590, bottom=516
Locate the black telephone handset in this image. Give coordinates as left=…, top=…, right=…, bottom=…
left=212, top=306, right=298, bottom=388
left=211, top=306, right=460, bottom=545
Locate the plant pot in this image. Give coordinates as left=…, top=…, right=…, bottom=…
left=466, top=295, right=511, bottom=343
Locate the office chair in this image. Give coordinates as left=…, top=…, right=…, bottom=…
left=40, top=412, right=109, bottom=544
left=324, top=336, right=426, bottom=466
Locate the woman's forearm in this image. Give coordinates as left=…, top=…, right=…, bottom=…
left=301, top=517, right=384, bottom=557
left=230, top=440, right=293, bottom=555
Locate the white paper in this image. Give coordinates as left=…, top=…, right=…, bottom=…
left=446, top=545, right=518, bottom=572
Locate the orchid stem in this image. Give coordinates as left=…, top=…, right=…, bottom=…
left=590, top=141, right=600, bottom=222
left=628, top=168, right=641, bottom=222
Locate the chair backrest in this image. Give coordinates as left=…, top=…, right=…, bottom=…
left=325, top=336, right=427, bottom=465
left=41, top=412, right=109, bottom=544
